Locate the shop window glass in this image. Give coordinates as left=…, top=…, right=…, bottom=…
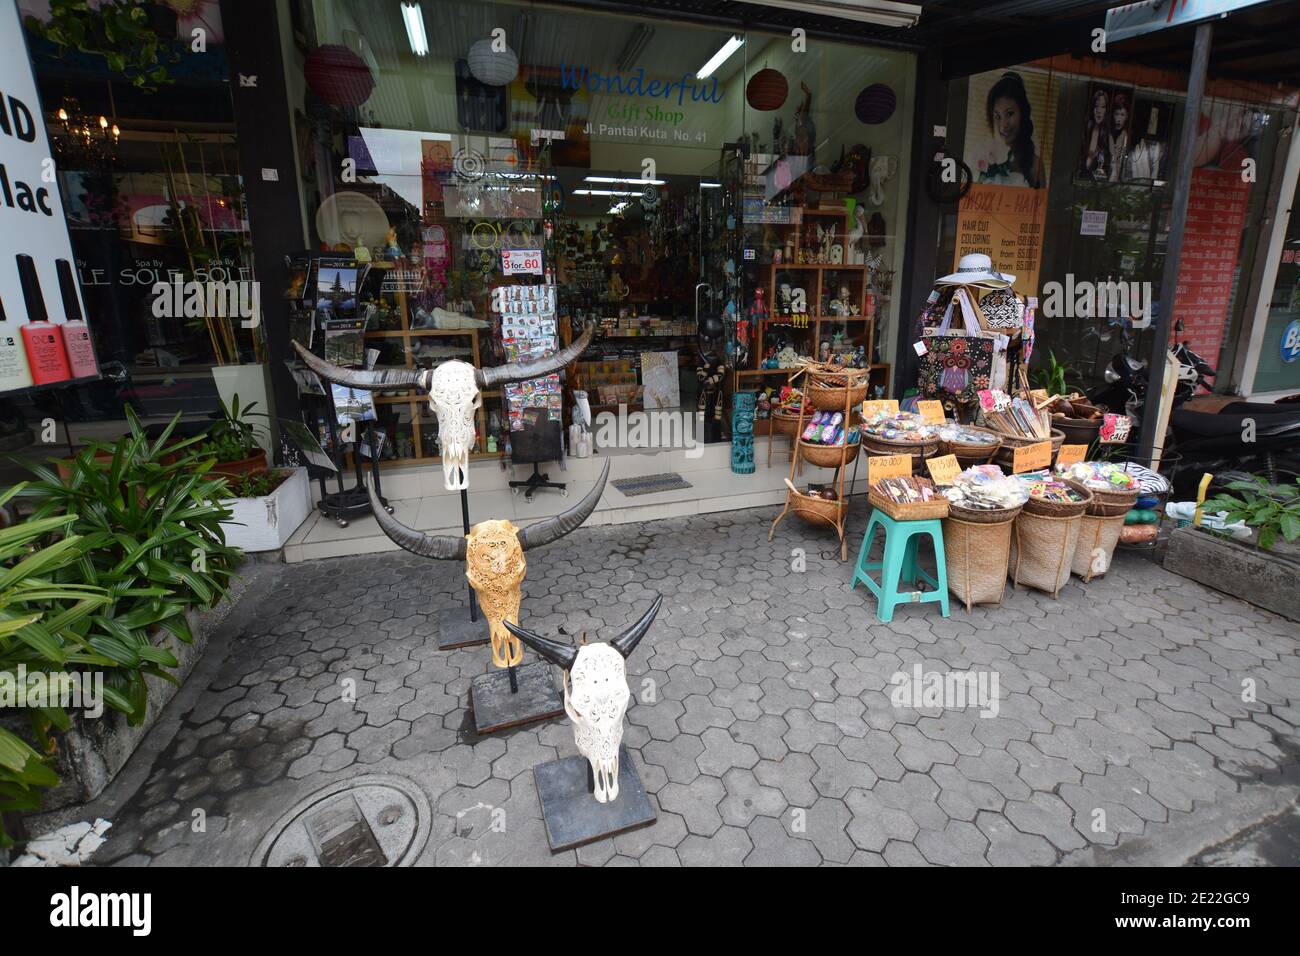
left=284, top=0, right=913, bottom=463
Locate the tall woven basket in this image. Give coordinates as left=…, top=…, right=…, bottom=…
left=1011, top=511, right=1084, bottom=597
left=1071, top=512, right=1126, bottom=581
left=942, top=504, right=1022, bottom=612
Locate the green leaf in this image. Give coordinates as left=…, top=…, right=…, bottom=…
left=1280, top=512, right=1300, bottom=543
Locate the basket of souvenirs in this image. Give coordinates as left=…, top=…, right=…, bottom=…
left=868, top=475, right=949, bottom=521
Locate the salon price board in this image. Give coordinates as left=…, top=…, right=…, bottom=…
left=868, top=454, right=912, bottom=484
left=501, top=249, right=544, bottom=276
left=1012, top=441, right=1053, bottom=474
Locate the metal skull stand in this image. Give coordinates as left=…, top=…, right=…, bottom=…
left=503, top=597, right=662, bottom=851
left=293, top=322, right=594, bottom=651
left=365, top=459, right=610, bottom=734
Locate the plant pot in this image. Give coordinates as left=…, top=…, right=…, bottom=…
left=211, top=363, right=273, bottom=459
left=218, top=467, right=311, bottom=552
left=210, top=449, right=268, bottom=479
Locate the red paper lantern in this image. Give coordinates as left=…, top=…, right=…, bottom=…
left=746, top=68, right=788, bottom=112
left=304, top=44, right=375, bottom=108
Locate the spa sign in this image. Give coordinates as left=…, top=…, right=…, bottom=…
left=0, top=0, right=99, bottom=394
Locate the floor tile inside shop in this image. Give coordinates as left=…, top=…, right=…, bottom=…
left=65, top=506, right=1300, bottom=867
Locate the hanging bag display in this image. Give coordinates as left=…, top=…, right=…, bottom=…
left=918, top=288, right=1008, bottom=402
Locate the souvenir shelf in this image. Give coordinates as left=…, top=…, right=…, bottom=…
left=738, top=207, right=891, bottom=399
left=359, top=283, right=499, bottom=468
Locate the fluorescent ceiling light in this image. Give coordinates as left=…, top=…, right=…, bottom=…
left=696, top=35, right=743, bottom=79
left=585, top=176, right=666, bottom=185
left=699, top=182, right=722, bottom=188
left=402, top=2, right=428, bottom=56
left=737, top=0, right=920, bottom=28
left=574, top=189, right=640, bottom=197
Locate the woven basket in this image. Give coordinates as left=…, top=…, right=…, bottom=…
left=770, top=411, right=803, bottom=436
left=947, top=502, right=1024, bottom=524
left=868, top=490, right=949, bottom=521
left=790, top=489, right=848, bottom=527
left=991, top=428, right=1066, bottom=469
left=807, top=383, right=869, bottom=411
left=938, top=427, right=1002, bottom=468
left=1071, top=512, right=1125, bottom=581
left=806, top=366, right=870, bottom=411
left=943, top=513, right=1016, bottom=611
left=1010, top=510, right=1083, bottom=597
left=1084, top=485, right=1139, bottom=518
left=1021, top=480, right=1092, bottom=518
left=863, top=434, right=939, bottom=474
left=798, top=439, right=861, bottom=468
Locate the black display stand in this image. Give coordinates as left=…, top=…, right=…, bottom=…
left=436, top=483, right=488, bottom=650
left=534, top=747, right=656, bottom=851
left=315, top=419, right=389, bottom=527
left=469, top=660, right=564, bottom=734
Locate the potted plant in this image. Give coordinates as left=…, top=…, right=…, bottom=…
left=194, top=394, right=269, bottom=478
left=217, top=466, right=313, bottom=553
left=1164, top=476, right=1300, bottom=621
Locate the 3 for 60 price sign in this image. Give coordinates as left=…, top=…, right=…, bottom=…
left=501, top=249, right=543, bottom=276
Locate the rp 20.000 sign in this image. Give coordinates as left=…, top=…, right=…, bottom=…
left=0, top=0, right=100, bottom=395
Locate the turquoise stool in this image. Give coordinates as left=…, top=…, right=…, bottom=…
left=850, top=510, right=950, bottom=623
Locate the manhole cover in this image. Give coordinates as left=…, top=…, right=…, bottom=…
left=252, top=774, right=432, bottom=867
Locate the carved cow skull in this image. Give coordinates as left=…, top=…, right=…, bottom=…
left=504, top=596, right=661, bottom=803
left=364, top=460, right=609, bottom=668
left=293, top=321, right=594, bottom=490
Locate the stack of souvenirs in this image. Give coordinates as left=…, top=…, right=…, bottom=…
left=940, top=465, right=1028, bottom=512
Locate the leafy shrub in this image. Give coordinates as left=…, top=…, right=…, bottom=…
left=1203, top=476, right=1300, bottom=551
left=193, top=394, right=266, bottom=464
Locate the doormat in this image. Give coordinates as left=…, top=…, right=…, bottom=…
left=611, top=473, right=693, bottom=497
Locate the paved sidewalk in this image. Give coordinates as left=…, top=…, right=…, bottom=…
left=82, top=506, right=1300, bottom=866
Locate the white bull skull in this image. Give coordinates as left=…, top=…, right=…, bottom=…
left=293, top=322, right=594, bottom=491
left=505, top=597, right=662, bottom=803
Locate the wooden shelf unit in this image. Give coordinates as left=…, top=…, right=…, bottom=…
left=738, top=206, right=888, bottom=398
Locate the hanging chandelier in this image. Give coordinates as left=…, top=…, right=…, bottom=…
left=50, top=98, right=122, bottom=168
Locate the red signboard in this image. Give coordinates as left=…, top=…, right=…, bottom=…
left=1172, top=167, right=1251, bottom=368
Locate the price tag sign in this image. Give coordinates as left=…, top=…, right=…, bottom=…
left=1012, top=440, right=1053, bottom=474
left=868, top=454, right=912, bottom=484
left=926, top=454, right=961, bottom=486
left=1056, top=444, right=1088, bottom=466
left=862, top=399, right=899, bottom=419
left=501, top=249, right=544, bottom=275
left=917, top=400, right=946, bottom=425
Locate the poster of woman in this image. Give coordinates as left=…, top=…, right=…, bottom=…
left=1122, top=98, right=1172, bottom=182
left=970, top=70, right=1050, bottom=189
left=1076, top=83, right=1136, bottom=183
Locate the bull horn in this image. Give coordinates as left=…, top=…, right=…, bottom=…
left=293, top=340, right=426, bottom=391
left=365, top=479, right=467, bottom=560
left=503, top=620, right=579, bottom=672
left=475, top=321, right=595, bottom=389
left=516, top=459, right=609, bottom=552
left=609, top=595, right=663, bottom=660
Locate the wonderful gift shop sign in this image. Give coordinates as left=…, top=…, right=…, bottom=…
left=0, top=0, right=100, bottom=395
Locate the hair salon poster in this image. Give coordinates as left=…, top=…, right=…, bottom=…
left=0, top=0, right=99, bottom=395
left=952, top=68, right=1058, bottom=297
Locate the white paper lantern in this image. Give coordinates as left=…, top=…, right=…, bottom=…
left=467, top=38, right=519, bottom=86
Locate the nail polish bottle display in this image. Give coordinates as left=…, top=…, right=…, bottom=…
left=17, top=255, right=72, bottom=385
left=57, top=259, right=97, bottom=378
left=0, top=290, right=34, bottom=392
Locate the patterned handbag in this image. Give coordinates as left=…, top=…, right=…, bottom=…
left=918, top=289, right=1001, bottom=402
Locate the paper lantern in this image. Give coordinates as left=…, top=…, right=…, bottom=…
left=467, top=38, right=519, bottom=87
left=746, top=68, right=788, bottom=111
left=305, top=44, right=375, bottom=108
left=855, top=83, right=896, bottom=125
